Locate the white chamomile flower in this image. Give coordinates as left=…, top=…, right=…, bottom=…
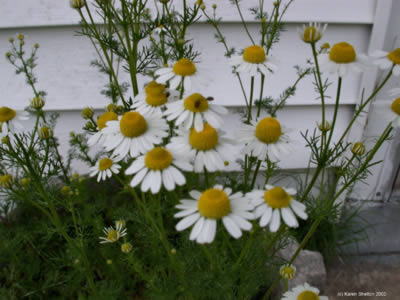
left=0, top=106, right=29, bottom=139
left=319, top=42, right=369, bottom=77
left=89, top=156, right=122, bottom=182
left=238, top=116, right=293, bottom=162
left=175, top=185, right=255, bottom=244
left=229, top=45, right=278, bottom=76
left=280, top=264, right=297, bottom=280
left=281, top=283, right=328, bottom=300
left=153, top=24, right=167, bottom=35
left=297, top=22, right=327, bottom=43
left=170, top=124, right=236, bottom=172
left=371, top=48, right=400, bottom=76
left=88, top=111, right=119, bottom=147
left=248, top=185, right=308, bottom=232
left=99, top=223, right=127, bottom=244
left=155, top=58, right=209, bottom=91
left=388, top=97, right=400, bottom=128
left=131, top=80, right=179, bottom=115
left=125, top=145, right=192, bottom=194
left=101, top=110, right=169, bottom=159
left=164, top=93, right=228, bottom=132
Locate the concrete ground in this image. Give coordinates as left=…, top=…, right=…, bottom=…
left=324, top=203, right=400, bottom=300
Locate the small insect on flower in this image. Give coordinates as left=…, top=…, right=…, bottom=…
left=229, top=45, right=278, bottom=76
left=297, top=22, right=327, bottom=44
left=164, top=93, right=227, bottom=132
left=280, top=264, right=296, bottom=280
left=155, top=58, right=209, bottom=91
left=175, top=185, right=255, bottom=244
left=237, top=116, right=293, bottom=162
left=281, top=282, right=328, bottom=300
left=89, top=156, right=121, bottom=182
left=99, top=223, right=127, bottom=244
left=372, top=48, right=400, bottom=76
left=319, top=42, right=369, bottom=77
left=247, top=185, right=308, bottom=232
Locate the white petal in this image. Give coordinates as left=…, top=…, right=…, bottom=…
left=281, top=207, right=299, bottom=228
left=269, top=209, right=281, bottom=232
left=222, top=216, right=242, bottom=239
left=176, top=213, right=201, bottom=231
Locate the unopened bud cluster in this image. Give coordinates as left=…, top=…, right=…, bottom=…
left=351, top=142, right=366, bottom=156
left=70, top=0, right=86, bottom=9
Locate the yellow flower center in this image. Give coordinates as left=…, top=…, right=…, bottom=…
left=189, top=123, right=219, bottom=151
left=264, top=187, right=291, bottom=208
left=303, top=26, right=321, bottom=43
left=0, top=174, right=13, bottom=188
left=198, top=188, right=231, bottom=219
left=145, top=81, right=168, bottom=107
left=173, top=58, right=197, bottom=76
left=280, top=266, right=296, bottom=278
left=387, top=48, right=400, bottom=65
left=243, top=45, right=266, bottom=64
left=145, top=147, right=173, bottom=170
left=184, top=93, right=209, bottom=112
left=329, top=42, right=356, bottom=63
left=297, top=290, right=320, bottom=300
left=99, top=158, right=113, bottom=171
left=391, top=98, right=400, bottom=115
left=119, top=111, right=147, bottom=138
left=0, top=107, right=16, bottom=122
left=107, top=229, right=119, bottom=242
left=97, top=111, right=118, bottom=130
left=255, top=117, right=282, bottom=144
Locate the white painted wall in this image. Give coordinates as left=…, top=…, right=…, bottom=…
left=1, top=0, right=394, bottom=197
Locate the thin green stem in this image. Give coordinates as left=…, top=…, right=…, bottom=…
left=233, top=0, right=255, bottom=45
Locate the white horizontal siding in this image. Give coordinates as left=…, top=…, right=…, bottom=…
left=0, top=0, right=376, bottom=29
left=0, top=23, right=370, bottom=110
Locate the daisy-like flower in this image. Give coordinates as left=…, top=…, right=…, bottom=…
left=229, top=45, right=278, bottom=76
left=153, top=24, right=167, bottom=35
left=238, top=116, right=292, bottom=162
left=372, top=48, right=400, bottom=76
left=101, top=110, right=169, bottom=159
left=319, top=42, right=368, bottom=77
left=89, top=156, right=121, bottom=182
left=281, top=283, right=328, bottom=300
left=99, top=223, right=127, bottom=244
left=125, top=145, right=192, bottom=194
left=131, top=81, right=179, bottom=115
left=0, top=106, right=29, bottom=139
left=87, top=111, right=119, bottom=147
left=297, top=22, right=327, bottom=43
left=388, top=97, right=400, bottom=128
left=155, top=58, right=208, bottom=91
left=169, top=124, right=236, bottom=172
left=280, top=264, right=297, bottom=280
left=248, top=185, right=308, bottom=232
left=164, top=93, right=227, bottom=132
left=174, top=185, right=254, bottom=244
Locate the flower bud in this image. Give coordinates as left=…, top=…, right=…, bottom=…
left=321, top=43, right=330, bottom=49
left=106, top=259, right=112, bottom=265
left=171, top=248, right=177, bottom=255
left=1, top=136, right=10, bottom=145
left=70, top=0, right=86, bottom=9
left=0, top=174, right=13, bottom=189
left=39, top=126, right=53, bottom=140
left=317, top=121, right=331, bottom=132
left=115, top=220, right=126, bottom=228
left=107, top=103, right=118, bottom=112
left=17, top=34, right=24, bottom=41
left=34, top=43, right=40, bottom=49
left=61, top=185, right=72, bottom=196
left=212, top=4, right=217, bottom=9
left=351, top=142, right=366, bottom=156
left=5, top=52, right=11, bottom=59
left=121, top=242, right=133, bottom=253
left=8, top=37, right=14, bottom=43
left=224, top=161, right=229, bottom=166
left=31, top=96, right=45, bottom=109
left=20, top=178, right=31, bottom=187
left=83, top=121, right=96, bottom=131
left=81, top=107, right=94, bottom=119
left=70, top=131, right=76, bottom=137
left=200, top=4, right=206, bottom=10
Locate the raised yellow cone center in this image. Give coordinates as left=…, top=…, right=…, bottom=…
left=99, top=158, right=113, bottom=171
left=145, top=81, right=168, bottom=107
left=329, top=42, right=356, bottom=63
left=107, top=229, right=119, bottom=242
left=303, top=26, right=321, bottom=43
left=198, top=188, right=231, bottom=219
left=0, top=107, right=16, bottom=122
left=243, top=45, right=266, bottom=64
left=145, top=147, right=173, bottom=170
left=184, top=93, right=209, bottom=112
left=97, top=111, right=118, bottom=130
left=119, top=111, right=147, bottom=138
left=297, top=290, right=320, bottom=300
left=189, top=123, right=219, bottom=151
left=264, top=187, right=291, bottom=208
left=391, top=98, right=400, bottom=115
left=387, top=48, right=400, bottom=65
left=255, top=117, right=282, bottom=144
left=280, top=266, right=296, bottom=278
left=173, top=58, right=197, bottom=76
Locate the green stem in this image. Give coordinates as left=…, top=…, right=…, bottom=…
left=256, top=74, right=265, bottom=118
left=233, top=0, right=255, bottom=45
left=247, top=76, right=255, bottom=123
